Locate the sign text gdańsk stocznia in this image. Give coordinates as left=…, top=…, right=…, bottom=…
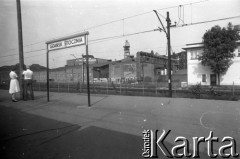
left=48, top=36, right=85, bottom=51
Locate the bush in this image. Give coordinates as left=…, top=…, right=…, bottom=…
left=189, top=83, right=202, bottom=99
left=230, top=96, right=239, bottom=101
left=143, top=76, right=152, bottom=83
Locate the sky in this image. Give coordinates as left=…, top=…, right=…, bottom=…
left=0, top=0, right=239, bottom=68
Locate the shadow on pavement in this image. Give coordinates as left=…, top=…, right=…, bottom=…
left=0, top=104, right=215, bottom=159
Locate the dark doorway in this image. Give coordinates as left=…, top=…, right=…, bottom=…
left=210, top=74, right=217, bottom=86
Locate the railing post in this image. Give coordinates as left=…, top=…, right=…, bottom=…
left=142, top=83, right=144, bottom=96
left=68, top=82, right=69, bottom=93
left=58, top=81, right=59, bottom=92
left=156, top=82, right=157, bottom=96
left=80, top=81, right=81, bottom=92
left=233, top=81, right=235, bottom=97
left=120, top=81, right=122, bottom=95
left=107, top=81, right=109, bottom=94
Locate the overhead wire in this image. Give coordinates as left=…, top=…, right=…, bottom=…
left=89, top=29, right=159, bottom=45
left=1, top=13, right=239, bottom=62
left=0, top=0, right=209, bottom=56
left=174, top=15, right=240, bottom=28
left=1, top=12, right=239, bottom=64
left=4, top=0, right=239, bottom=67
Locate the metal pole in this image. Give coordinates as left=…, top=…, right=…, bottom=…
left=120, top=81, right=122, bottom=94
left=156, top=81, right=157, bottom=96
left=143, top=83, right=144, bottom=96
left=68, top=82, right=69, bottom=93
left=233, top=81, right=235, bottom=97
left=46, top=50, right=50, bottom=102
left=86, top=35, right=91, bottom=106
left=58, top=81, right=59, bottom=92
left=166, top=12, right=172, bottom=97
left=82, top=54, right=85, bottom=85
left=107, top=80, right=109, bottom=94
left=16, top=0, right=24, bottom=99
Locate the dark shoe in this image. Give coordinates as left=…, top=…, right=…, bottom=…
left=12, top=99, right=18, bottom=102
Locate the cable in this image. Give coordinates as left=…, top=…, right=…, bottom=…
left=174, top=15, right=240, bottom=28
left=0, top=52, right=46, bottom=64
left=1, top=13, right=238, bottom=62
left=0, top=29, right=157, bottom=59
left=3, top=14, right=238, bottom=66
left=89, top=29, right=159, bottom=45
left=191, top=3, right=193, bottom=24
left=0, top=0, right=209, bottom=55
left=0, top=48, right=46, bottom=58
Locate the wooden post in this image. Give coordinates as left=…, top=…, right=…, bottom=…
left=166, top=12, right=172, bottom=97
left=16, top=0, right=24, bottom=99
left=85, top=35, right=91, bottom=106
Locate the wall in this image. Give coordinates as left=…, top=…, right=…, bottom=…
left=187, top=46, right=240, bottom=85
left=109, top=60, right=137, bottom=83
left=220, top=49, right=240, bottom=85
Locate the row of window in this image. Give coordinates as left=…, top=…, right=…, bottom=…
left=190, top=47, right=240, bottom=60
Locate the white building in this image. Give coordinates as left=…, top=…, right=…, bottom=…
left=183, top=41, right=240, bottom=86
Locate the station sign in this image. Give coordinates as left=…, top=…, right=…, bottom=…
left=48, top=36, right=85, bottom=51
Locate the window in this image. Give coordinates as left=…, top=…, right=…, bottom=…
left=190, top=52, right=195, bottom=60
left=190, top=51, right=198, bottom=60
left=202, top=74, right=206, bottom=82
left=190, top=49, right=202, bottom=60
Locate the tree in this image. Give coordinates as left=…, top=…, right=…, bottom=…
left=199, top=23, right=240, bottom=85
left=171, top=52, right=178, bottom=59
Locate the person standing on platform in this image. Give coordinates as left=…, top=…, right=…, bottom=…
left=9, top=67, right=20, bottom=102
left=22, top=65, right=34, bottom=100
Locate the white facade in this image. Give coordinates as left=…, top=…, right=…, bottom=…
left=184, top=42, right=240, bottom=86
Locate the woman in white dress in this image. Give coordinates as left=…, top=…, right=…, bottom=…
left=9, top=68, right=20, bottom=102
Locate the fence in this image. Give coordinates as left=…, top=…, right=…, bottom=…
left=1, top=81, right=240, bottom=100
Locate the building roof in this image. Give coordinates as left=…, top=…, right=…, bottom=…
left=91, top=62, right=111, bottom=68
left=50, top=66, right=66, bottom=72
left=182, top=43, right=204, bottom=50
left=182, top=40, right=240, bottom=50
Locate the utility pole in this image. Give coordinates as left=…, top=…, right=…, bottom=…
left=16, top=0, right=24, bottom=99
left=85, top=35, right=91, bottom=107
left=153, top=10, right=173, bottom=97
left=166, top=12, right=172, bottom=97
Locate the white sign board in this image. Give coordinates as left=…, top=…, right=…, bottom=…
left=48, top=36, right=85, bottom=51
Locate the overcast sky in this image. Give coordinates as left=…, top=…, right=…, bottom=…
left=0, top=0, right=239, bottom=68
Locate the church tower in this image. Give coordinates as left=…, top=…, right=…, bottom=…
left=123, top=40, right=130, bottom=58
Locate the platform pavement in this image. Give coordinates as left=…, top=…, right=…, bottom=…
left=0, top=89, right=240, bottom=157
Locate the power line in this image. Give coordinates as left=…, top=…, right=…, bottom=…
left=175, top=15, right=240, bottom=28
left=1, top=12, right=239, bottom=61
left=89, top=29, right=160, bottom=45
left=0, top=48, right=45, bottom=58
left=0, top=52, right=46, bottom=64
left=1, top=13, right=239, bottom=61
left=0, top=0, right=209, bottom=55
left=0, top=29, right=161, bottom=60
